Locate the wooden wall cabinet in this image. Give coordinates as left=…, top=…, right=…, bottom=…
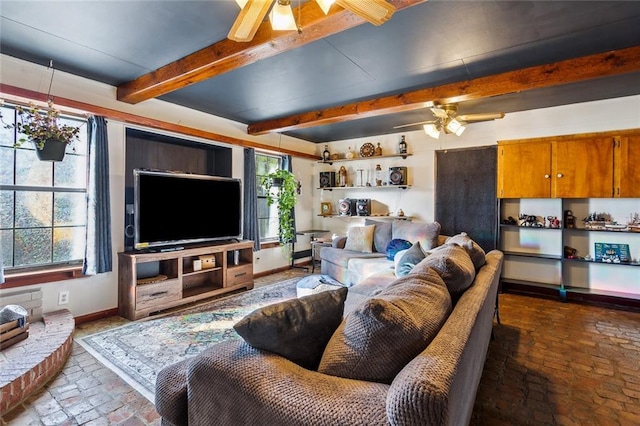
left=615, top=134, right=640, bottom=198
left=498, top=129, right=640, bottom=198
left=118, top=240, right=254, bottom=320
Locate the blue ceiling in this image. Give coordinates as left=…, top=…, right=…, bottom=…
left=1, top=1, right=639, bottom=143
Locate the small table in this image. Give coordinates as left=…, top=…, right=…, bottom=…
left=311, top=240, right=332, bottom=273
left=291, top=229, right=329, bottom=270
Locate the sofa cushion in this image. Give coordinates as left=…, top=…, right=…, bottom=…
left=394, top=241, right=426, bottom=277
left=365, top=219, right=393, bottom=253
left=318, top=268, right=452, bottom=384
left=385, top=238, right=412, bottom=260
left=445, top=232, right=486, bottom=270
left=392, top=220, right=441, bottom=250
left=233, top=287, right=348, bottom=370
left=344, top=225, right=375, bottom=253
left=347, top=257, right=394, bottom=286
left=414, top=243, right=476, bottom=301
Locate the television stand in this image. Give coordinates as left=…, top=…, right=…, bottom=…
left=118, top=240, right=254, bottom=320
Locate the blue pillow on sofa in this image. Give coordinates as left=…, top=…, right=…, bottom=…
left=394, top=241, right=426, bottom=277
left=386, top=239, right=412, bottom=260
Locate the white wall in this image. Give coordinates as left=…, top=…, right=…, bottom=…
left=0, top=55, right=315, bottom=317
left=312, top=95, right=640, bottom=237
left=1, top=53, right=638, bottom=317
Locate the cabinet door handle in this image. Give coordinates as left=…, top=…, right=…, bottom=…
left=544, top=174, right=550, bottom=179
left=234, top=272, right=247, bottom=278
left=557, top=173, right=564, bottom=178
left=150, top=291, right=168, bottom=297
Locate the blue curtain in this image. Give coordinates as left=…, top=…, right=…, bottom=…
left=282, top=155, right=297, bottom=243
left=243, top=148, right=261, bottom=251
left=83, top=116, right=112, bottom=275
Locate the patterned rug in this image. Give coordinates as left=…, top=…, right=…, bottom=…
left=76, top=278, right=299, bottom=402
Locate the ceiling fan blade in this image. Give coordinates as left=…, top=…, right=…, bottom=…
left=393, top=120, right=437, bottom=129
left=458, top=112, right=506, bottom=122
left=228, top=0, right=273, bottom=42
left=336, top=0, right=395, bottom=26
left=430, top=107, right=449, bottom=119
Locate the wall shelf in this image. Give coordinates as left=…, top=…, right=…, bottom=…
left=498, top=197, right=639, bottom=305
left=318, top=214, right=411, bottom=220
left=318, top=185, right=410, bottom=190
left=317, top=153, right=412, bottom=165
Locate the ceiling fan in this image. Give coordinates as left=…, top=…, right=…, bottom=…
left=393, top=103, right=505, bottom=139
left=229, top=0, right=395, bottom=42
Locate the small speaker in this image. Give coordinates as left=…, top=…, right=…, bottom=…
left=389, top=167, right=407, bottom=185
left=356, top=199, right=371, bottom=216
left=319, top=171, right=336, bottom=188
left=338, top=198, right=356, bottom=216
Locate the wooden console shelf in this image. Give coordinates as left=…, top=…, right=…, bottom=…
left=118, top=240, right=254, bottom=320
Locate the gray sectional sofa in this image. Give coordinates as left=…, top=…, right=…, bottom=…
left=155, top=222, right=503, bottom=426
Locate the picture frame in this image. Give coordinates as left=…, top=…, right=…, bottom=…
left=320, top=202, right=332, bottom=216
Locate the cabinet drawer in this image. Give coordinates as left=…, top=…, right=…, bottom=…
left=226, top=265, right=253, bottom=286
left=136, top=280, right=181, bottom=310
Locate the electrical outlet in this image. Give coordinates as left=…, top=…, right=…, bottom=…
left=58, top=291, right=70, bottom=305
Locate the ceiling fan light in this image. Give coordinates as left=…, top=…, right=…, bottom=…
left=315, top=0, right=335, bottom=15
left=423, top=123, right=440, bottom=139
left=335, top=0, right=395, bottom=26
left=270, top=0, right=297, bottom=31
left=446, top=118, right=466, bottom=136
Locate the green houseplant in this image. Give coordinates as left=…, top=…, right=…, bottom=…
left=1, top=100, right=81, bottom=161
left=262, top=169, right=299, bottom=259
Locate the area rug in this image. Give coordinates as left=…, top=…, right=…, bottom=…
left=76, top=278, right=299, bottom=402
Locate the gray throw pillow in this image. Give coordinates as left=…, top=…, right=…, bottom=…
left=318, top=268, right=452, bottom=384
left=394, top=241, right=426, bottom=277
left=365, top=219, right=393, bottom=253
left=445, top=232, right=486, bottom=270
left=233, top=287, right=348, bottom=370
left=392, top=220, right=441, bottom=250
left=415, top=243, right=476, bottom=301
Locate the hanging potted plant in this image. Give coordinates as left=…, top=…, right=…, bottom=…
left=262, top=169, right=299, bottom=260
left=1, top=100, right=81, bottom=161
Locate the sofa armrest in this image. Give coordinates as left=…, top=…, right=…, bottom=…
left=155, top=358, right=190, bottom=426
left=332, top=236, right=347, bottom=248
left=186, top=339, right=389, bottom=426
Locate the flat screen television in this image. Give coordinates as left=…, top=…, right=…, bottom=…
left=133, top=169, right=242, bottom=250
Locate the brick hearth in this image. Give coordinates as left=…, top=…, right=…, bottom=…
left=0, top=309, right=74, bottom=416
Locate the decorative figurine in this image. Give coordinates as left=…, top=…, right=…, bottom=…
left=398, top=135, right=407, bottom=154
left=564, top=210, right=575, bottom=228
left=375, top=164, right=382, bottom=186
left=322, top=145, right=331, bottom=162
left=339, top=165, right=347, bottom=187
left=374, top=142, right=382, bottom=156
left=345, top=147, right=356, bottom=159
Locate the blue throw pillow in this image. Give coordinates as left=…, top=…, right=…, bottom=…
left=395, top=241, right=426, bottom=277
left=386, top=239, right=412, bottom=261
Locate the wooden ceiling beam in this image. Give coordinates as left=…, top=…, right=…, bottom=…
left=1, top=83, right=318, bottom=160
left=117, top=0, right=427, bottom=104
left=247, top=45, right=640, bottom=135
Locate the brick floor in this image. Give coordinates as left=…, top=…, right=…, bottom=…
left=2, top=273, right=639, bottom=425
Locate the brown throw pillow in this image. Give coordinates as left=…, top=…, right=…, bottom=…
left=445, top=232, right=486, bottom=270
left=416, top=243, right=476, bottom=301
left=233, top=287, right=348, bottom=370
left=318, top=268, right=452, bottom=384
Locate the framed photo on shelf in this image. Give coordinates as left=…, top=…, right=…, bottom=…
left=320, top=202, right=332, bottom=216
